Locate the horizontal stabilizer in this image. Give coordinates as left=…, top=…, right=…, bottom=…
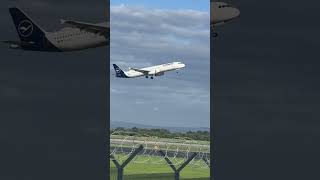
left=0, top=40, right=35, bottom=46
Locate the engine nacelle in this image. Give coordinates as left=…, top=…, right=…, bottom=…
left=155, top=72, right=164, bottom=76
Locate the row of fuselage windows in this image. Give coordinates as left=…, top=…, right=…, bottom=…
left=54, top=31, right=93, bottom=43
left=163, top=63, right=172, bottom=66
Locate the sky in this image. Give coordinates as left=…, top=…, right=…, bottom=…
left=110, top=0, right=210, bottom=128
left=111, top=0, right=209, bottom=11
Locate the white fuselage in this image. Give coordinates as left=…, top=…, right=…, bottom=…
left=45, top=23, right=109, bottom=51
left=125, top=62, right=185, bottom=78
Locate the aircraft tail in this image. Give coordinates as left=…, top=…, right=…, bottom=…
left=9, top=7, right=46, bottom=43
left=113, top=64, right=128, bottom=78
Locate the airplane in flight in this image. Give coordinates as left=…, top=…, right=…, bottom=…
left=211, top=1, right=240, bottom=37
left=112, top=62, right=186, bottom=79
left=1, top=7, right=109, bottom=52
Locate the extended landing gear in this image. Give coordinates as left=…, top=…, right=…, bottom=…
left=151, top=76, right=154, bottom=79
left=212, top=32, right=218, bottom=37
left=211, top=25, right=218, bottom=37
left=145, top=76, right=148, bottom=78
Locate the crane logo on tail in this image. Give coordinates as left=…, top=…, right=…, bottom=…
left=18, top=20, right=33, bottom=37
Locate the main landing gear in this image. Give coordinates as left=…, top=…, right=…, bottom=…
left=145, top=76, right=154, bottom=79
left=212, top=32, right=218, bottom=37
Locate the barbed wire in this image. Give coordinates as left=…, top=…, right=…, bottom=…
left=110, top=130, right=210, bottom=168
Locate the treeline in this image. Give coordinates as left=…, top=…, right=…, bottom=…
left=111, top=127, right=210, bottom=141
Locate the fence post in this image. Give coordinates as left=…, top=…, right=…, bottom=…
left=110, top=154, right=123, bottom=180
left=110, top=145, right=144, bottom=180
left=159, top=150, right=197, bottom=180
left=175, top=172, right=180, bottom=180
left=117, top=167, right=123, bottom=180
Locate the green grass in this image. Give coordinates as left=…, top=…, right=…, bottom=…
left=111, top=169, right=210, bottom=180
left=111, top=135, right=210, bottom=146
left=110, top=154, right=210, bottom=179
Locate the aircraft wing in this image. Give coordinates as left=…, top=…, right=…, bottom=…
left=61, top=19, right=109, bottom=35
left=131, top=68, right=150, bottom=75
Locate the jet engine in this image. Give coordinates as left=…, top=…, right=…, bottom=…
left=155, top=72, right=164, bottom=76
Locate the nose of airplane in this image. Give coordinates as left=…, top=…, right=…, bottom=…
left=232, top=8, right=240, bottom=18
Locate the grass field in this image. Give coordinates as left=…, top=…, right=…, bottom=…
left=111, top=135, right=210, bottom=145
left=110, top=154, right=210, bottom=180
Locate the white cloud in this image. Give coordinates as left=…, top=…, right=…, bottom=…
left=110, top=4, right=210, bottom=66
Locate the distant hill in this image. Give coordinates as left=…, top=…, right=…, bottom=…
left=111, top=121, right=210, bottom=133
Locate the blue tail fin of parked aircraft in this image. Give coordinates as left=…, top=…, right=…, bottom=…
left=8, top=7, right=59, bottom=51
left=9, top=7, right=46, bottom=43
left=113, top=64, right=128, bottom=78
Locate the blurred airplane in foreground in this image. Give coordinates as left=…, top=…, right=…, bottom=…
left=113, top=62, right=185, bottom=79
left=211, top=1, right=240, bottom=37
left=1, top=7, right=109, bottom=52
